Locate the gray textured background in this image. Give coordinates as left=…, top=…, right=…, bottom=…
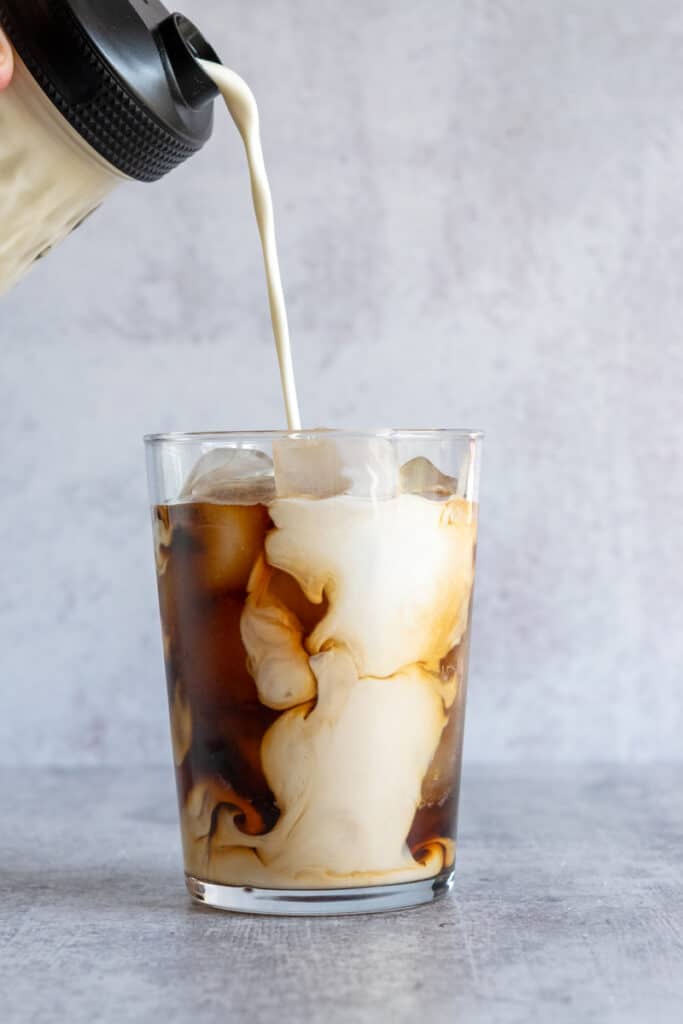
left=1, top=0, right=681, bottom=764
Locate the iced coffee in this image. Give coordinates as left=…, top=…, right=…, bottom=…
left=147, top=430, right=481, bottom=913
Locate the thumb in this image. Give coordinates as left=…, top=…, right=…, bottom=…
left=0, top=27, right=14, bottom=90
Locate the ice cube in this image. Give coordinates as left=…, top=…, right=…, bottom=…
left=420, top=642, right=467, bottom=804
left=162, top=499, right=269, bottom=593
left=272, top=435, right=349, bottom=499
left=273, top=434, right=399, bottom=500
left=180, top=447, right=275, bottom=505
left=400, top=457, right=457, bottom=500
left=170, top=683, right=192, bottom=767
left=153, top=506, right=172, bottom=576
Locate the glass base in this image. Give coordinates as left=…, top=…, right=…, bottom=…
left=185, top=869, right=454, bottom=917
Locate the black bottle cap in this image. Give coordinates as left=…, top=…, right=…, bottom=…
left=0, top=0, right=221, bottom=182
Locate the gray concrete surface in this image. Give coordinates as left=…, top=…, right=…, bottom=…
left=1, top=763, right=681, bottom=1023
left=2, top=1, right=683, bottom=764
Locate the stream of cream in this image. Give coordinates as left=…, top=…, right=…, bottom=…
left=199, top=60, right=302, bottom=432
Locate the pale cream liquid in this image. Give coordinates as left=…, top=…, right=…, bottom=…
left=199, top=60, right=302, bottom=432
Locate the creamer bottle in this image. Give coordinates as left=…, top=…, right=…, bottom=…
left=0, top=0, right=220, bottom=294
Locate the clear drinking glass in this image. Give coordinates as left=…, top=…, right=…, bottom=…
left=145, top=429, right=483, bottom=915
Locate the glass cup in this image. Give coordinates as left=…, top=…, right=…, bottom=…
left=145, top=429, right=483, bottom=915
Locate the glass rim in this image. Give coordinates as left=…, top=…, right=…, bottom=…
left=144, top=428, right=484, bottom=445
